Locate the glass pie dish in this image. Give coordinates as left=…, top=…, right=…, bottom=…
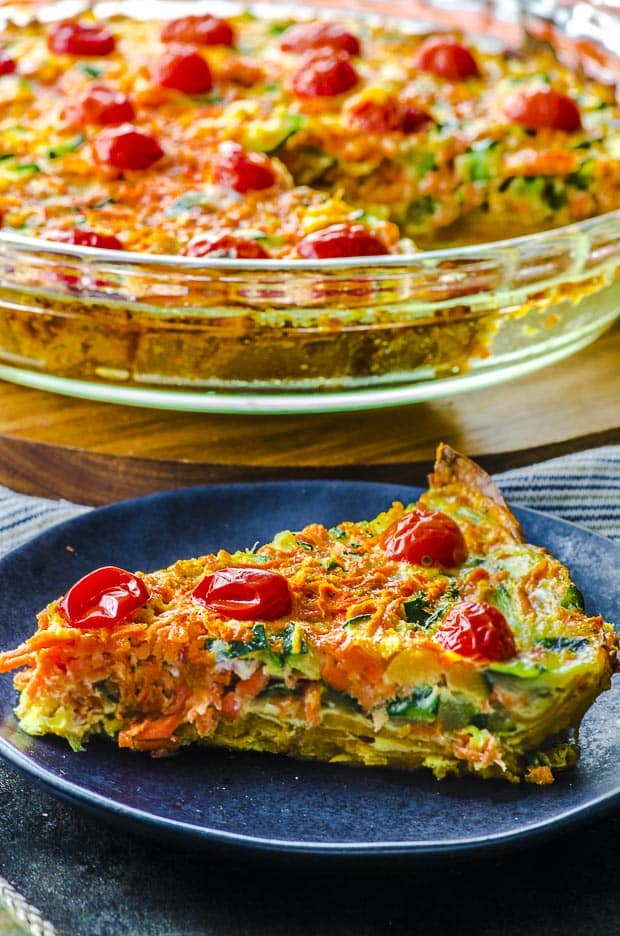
left=0, top=0, right=618, bottom=415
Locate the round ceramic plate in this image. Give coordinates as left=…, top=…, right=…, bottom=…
left=0, top=481, right=618, bottom=857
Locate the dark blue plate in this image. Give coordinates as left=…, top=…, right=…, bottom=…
left=0, top=481, right=618, bottom=857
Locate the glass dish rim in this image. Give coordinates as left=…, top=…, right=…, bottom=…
left=1, top=208, right=619, bottom=272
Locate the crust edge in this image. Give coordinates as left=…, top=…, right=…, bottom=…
left=428, top=443, right=524, bottom=542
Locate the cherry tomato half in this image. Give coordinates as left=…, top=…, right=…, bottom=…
left=433, top=600, right=517, bottom=662
left=213, top=141, right=277, bottom=193
left=413, top=37, right=479, bottom=80
left=193, top=567, right=292, bottom=621
left=346, top=98, right=431, bottom=134
left=58, top=566, right=148, bottom=629
left=503, top=88, right=582, bottom=132
left=0, top=50, right=16, bottom=76
left=186, top=234, right=270, bottom=259
left=47, top=20, right=116, bottom=57
left=150, top=45, right=213, bottom=95
left=382, top=507, right=467, bottom=567
left=291, top=49, right=359, bottom=98
left=161, top=14, right=235, bottom=47
left=48, top=228, right=124, bottom=250
left=280, top=21, right=361, bottom=56
left=92, top=124, right=164, bottom=171
left=69, top=85, right=135, bottom=126
left=401, top=106, right=433, bottom=133
left=297, top=223, right=388, bottom=259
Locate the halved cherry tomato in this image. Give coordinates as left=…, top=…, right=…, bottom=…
left=186, top=234, right=270, bottom=259
left=48, top=228, right=124, bottom=250
left=47, top=21, right=116, bottom=56
left=346, top=98, right=403, bottom=133
left=401, top=106, right=433, bottom=133
left=346, top=97, right=431, bottom=134
left=280, top=21, right=360, bottom=56
left=0, top=50, right=16, bottom=76
left=161, top=14, right=235, bottom=47
left=382, top=507, right=467, bottom=567
left=92, top=124, right=164, bottom=171
left=291, top=49, right=358, bottom=98
left=69, top=85, right=135, bottom=126
left=193, top=567, right=292, bottom=620
left=58, top=566, right=148, bottom=629
left=297, top=223, right=388, bottom=259
left=433, top=600, right=516, bottom=662
left=150, top=45, right=212, bottom=95
left=413, top=37, right=479, bottom=80
left=213, top=141, right=276, bottom=193
left=503, top=88, right=582, bottom=132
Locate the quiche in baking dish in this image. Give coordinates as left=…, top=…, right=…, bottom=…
left=0, top=6, right=617, bottom=256
left=1, top=446, right=617, bottom=785
left=0, top=4, right=618, bottom=396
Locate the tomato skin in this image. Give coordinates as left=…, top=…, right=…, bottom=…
left=280, top=22, right=361, bottom=56
left=70, top=85, right=135, bottom=126
left=58, top=566, right=148, bottom=629
left=291, top=49, right=358, bottom=98
left=0, top=50, right=16, bottom=76
left=382, top=508, right=467, bottom=567
left=213, top=141, right=276, bottom=193
left=433, top=600, right=517, bottom=662
left=150, top=45, right=213, bottom=95
left=47, top=21, right=116, bottom=56
left=193, top=567, right=292, bottom=621
left=346, top=98, right=403, bottom=133
left=346, top=98, right=431, bottom=134
left=92, top=124, right=164, bottom=171
left=413, top=37, right=479, bottom=80
left=161, top=14, right=234, bottom=47
left=186, top=234, right=270, bottom=259
left=296, top=223, right=388, bottom=259
left=401, top=106, right=433, bottom=133
left=503, top=88, right=582, bottom=132
left=48, top=228, right=124, bottom=250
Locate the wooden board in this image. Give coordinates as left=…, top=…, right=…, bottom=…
left=0, top=320, right=618, bottom=504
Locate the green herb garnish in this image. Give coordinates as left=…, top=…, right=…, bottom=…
left=79, top=63, right=104, bottom=78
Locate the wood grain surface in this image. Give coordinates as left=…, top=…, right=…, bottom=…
left=0, top=320, right=618, bottom=504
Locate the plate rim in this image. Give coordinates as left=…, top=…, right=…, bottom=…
left=0, top=478, right=618, bottom=857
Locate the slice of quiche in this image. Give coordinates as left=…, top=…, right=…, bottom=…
left=1, top=446, right=617, bottom=784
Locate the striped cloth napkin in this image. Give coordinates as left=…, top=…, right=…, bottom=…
left=0, top=447, right=619, bottom=559
left=0, top=445, right=618, bottom=934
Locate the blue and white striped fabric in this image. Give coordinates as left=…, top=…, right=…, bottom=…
left=494, top=446, right=620, bottom=542
left=0, top=487, right=90, bottom=559
left=0, top=446, right=618, bottom=560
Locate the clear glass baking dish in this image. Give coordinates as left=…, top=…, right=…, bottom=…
left=0, top=0, right=618, bottom=415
